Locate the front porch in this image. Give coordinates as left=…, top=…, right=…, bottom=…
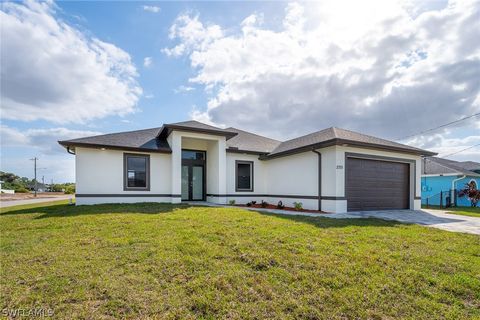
left=168, top=131, right=227, bottom=205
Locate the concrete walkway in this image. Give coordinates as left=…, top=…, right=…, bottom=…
left=0, top=195, right=74, bottom=208
left=240, top=206, right=480, bottom=235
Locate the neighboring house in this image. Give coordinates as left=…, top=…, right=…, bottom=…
left=0, top=181, right=15, bottom=194
left=59, top=121, right=435, bottom=213
left=421, top=157, right=480, bottom=206
left=27, top=182, right=47, bottom=193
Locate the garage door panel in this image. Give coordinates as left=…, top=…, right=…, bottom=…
left=346, top=157, right=409, bottom=211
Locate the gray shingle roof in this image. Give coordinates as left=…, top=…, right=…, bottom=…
left=59, top=121, right=435, bottom=157
left=267, top=127, right=434, bottom=157
left=226, top=127, right=281, bottom=153
left=456, top=161, right=480, bottom=172
left=159, top=120, right=237, bottom=139
left=421, top=157, right=480, bottom=176
left=59, top=127, right=171, bottom=152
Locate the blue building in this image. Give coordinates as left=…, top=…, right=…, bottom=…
left=421, top=157, right=480, bottom=207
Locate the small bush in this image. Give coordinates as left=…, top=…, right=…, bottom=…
left=293, top=202, right=303, bottom=211
left=246, top=202, right=252, bottom=207
left=277, top=201, right=285, bottom=209
left=229, top=199, right=236, bottom=205
left=261, top=200, right=268, bottom=208
left=64, top=185, right=76, bottom=194
left=251, top=201, right=257, bottom=205
left=14, top=187, right=29, bottom=193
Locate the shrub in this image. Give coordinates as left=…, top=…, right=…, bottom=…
left=246, top=202, right=252, bottom=207
left=293, top=202, right=303, bottom=211
left=64, top=185, right=76, bottom=194
left=277, top=201, right=285, bottom=209
left=261, top=200, right=268, bottom=208
left=14, top=187, right=29, bottom=193
left=251, top=201, right=257, bottom=205
left=229, top=199, right=236, bottom=205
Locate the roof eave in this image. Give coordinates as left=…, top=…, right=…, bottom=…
left=226, top=148, right=269, bottom=155
left=58, top=141, right=172, bottom=154
left=263, top=139, right=437, bottom=160
left=158, top=125, right=238, bottom=140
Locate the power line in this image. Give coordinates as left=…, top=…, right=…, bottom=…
left=396, top=112, right=480, bottom=141
left=440, top=143, right=480, bottom=158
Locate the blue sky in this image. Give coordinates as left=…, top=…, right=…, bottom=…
left=1, top=0, right=479, bottom=183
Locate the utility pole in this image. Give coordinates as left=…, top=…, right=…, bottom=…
left=30, top=157, right=38, bottom=197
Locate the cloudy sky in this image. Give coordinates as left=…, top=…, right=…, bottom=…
left=1, top=0, right=479, bottom=182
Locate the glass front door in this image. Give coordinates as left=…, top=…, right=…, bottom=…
left=181, top=150, right=206, bottom=201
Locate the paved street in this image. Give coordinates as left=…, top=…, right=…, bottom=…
left=0, top=195, right=74, bottom=208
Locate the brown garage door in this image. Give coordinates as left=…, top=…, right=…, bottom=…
left=346, top=157, right=409, bottom=211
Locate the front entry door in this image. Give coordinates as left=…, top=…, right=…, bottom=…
left=181, top=164, right=205, bottom=201
left=181, top=150, right=206, bottom=201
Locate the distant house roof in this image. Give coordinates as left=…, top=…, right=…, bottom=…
left=455, top=160, right=480, bottom=172
left=59, top=120, right=435, bottom=157
left=422, top=157, right=480, bottom=177
left=265, top=127, right=435, bottom=158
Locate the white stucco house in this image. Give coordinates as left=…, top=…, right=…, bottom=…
left=59, top=121, right=436, bottom=213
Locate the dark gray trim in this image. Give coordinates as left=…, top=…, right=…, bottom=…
left=227, top=148, right=267, bottom=155
left=414, top=196, right=421, bottom=200
left=76, top=194, right=181, bottom=198
left=66, top=146, right=76, bottom=155
left=206, top=194, right=318, bottom=199
left=344, top=152, right=418, bottom=210
left=320, top=196, right=347, bottom=200
left=59, top=141, right=172, bottom=154
left=235, top=160, right=254, bottom=192
left=123, top=153, right=151, bottom=191
left=261, top=138, right=436, bottom=160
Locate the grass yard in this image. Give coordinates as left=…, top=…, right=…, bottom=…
left=1, top=201, right=479, bottom=319
left=423, top=205, right=480, bottom=218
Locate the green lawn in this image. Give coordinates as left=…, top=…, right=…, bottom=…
left=1, top=201, right=479, bottom=319
left=423, top=205, right=480, bottom=218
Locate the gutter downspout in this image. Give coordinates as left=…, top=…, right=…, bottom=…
left=312, top=150, right=322, bottom=211
left=67, top=146, right=76, bottom=155
left=451, top=175, right=466, bottom=205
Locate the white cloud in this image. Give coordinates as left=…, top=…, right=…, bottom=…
left=162, top=14, right=223, bottom=57
left=0, top=125, right=101, bottom=154
left=164, top=0, right=480, bottom=154
left=0, top=1, right=142, bottom=124
left=143, top=5, right=160, bottom=13
left=174, top=85, right=195, bottom=93
left=143, top=56, right=153, bottom=68
left=405, top=132, right=480, bottom=161
left=0, top=125, right=102, bottom=182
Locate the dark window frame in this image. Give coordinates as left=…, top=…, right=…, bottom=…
left=123, top=153, right=150, bottom=191
left=235, top=160, right=254, bottom=192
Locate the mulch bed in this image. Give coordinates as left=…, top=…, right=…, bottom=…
left=234, top=203, right=326, bottom=213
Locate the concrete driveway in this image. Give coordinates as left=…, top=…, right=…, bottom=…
left=343, top=209, right=480, bottom=235
left=243, top=206, right=480, bottom=235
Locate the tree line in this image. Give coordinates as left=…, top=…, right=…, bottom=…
left=0, top=171, right=75, bottom=194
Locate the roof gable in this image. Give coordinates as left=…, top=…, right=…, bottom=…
left=267, top=127, right=434, bottom=158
